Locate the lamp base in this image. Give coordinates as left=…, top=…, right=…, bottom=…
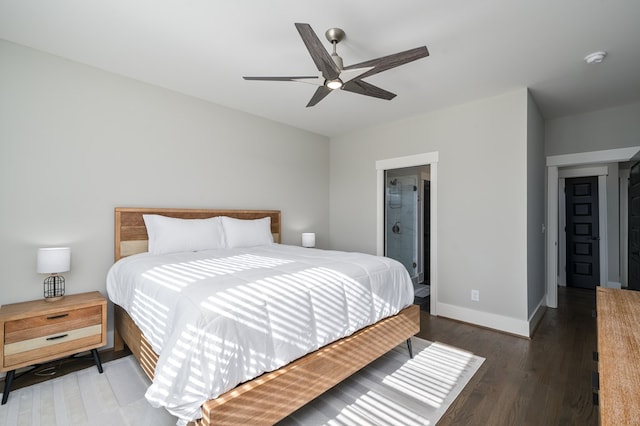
left=44, top=275, right=65, bottom=301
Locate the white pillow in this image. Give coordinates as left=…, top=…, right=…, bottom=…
left=143, top=214, right=226, bottom=255
left=220, top=216, right=274, bottom=248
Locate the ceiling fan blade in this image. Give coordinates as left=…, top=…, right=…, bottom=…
left=243, top=76, right=318, bottom=81
left=342, top=80, right=396, bottom=101
left=295, top=23, right=341, bottom=81
left=343, top=46, right=429, bottom=80
left=306, top=86, right=332, bottom=107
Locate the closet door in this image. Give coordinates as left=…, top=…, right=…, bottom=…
left=565, top=176, right=600, bottom=289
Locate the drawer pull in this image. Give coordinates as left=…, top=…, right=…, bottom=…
left=46, top=334, right=69, bottom=341
left=47, top=313, right=69, bottom=320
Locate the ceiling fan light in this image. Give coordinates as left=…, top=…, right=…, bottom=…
left=326, top=79, right=343, bottom=90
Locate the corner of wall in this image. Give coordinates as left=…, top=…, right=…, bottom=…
left=528, top=297, right=547, bottom=337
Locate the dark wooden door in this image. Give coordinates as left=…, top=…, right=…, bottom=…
left=629, top=162, right=640, bottom=290
left=565, top=176, right=600, bottom=289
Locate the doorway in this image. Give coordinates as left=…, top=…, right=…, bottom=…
left=557, top=167, right=608, bottom=292
left=376, top=152, right=439, bottom=315
left=546, top=147, right=640, bottom=308
left=629, top=161, right=640, bottom=290
left=384, top=167, right=431, bottom=311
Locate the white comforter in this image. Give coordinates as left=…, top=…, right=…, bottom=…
left=106, top=244, right=414, bottom=424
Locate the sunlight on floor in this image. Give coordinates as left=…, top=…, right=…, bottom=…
left=383, top=342, right=474, bottom=408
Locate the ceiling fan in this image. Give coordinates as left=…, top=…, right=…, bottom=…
left=243, top=23, right=429, bottom=107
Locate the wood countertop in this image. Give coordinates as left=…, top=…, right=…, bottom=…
left=597, top=287, right=640, bottom=426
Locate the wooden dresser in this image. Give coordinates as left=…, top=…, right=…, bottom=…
left=0, top=291, right=107, bottom=404
left=596, top=287, right=640, bottom=425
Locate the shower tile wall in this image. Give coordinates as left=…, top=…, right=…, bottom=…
left=386, top=175, right=417, bottom=279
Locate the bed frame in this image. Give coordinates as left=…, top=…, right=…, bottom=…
left=112, top=207, right=420, bottom=425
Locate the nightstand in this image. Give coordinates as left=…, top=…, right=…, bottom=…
left=0, top=291, right=107, bottom=404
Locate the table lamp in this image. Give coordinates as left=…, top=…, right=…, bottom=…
left=37, top=247, right=70, bottom=302
left=302, top=233, right=316, bottom=248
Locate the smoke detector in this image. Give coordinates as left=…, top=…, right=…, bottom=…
left=584, top=51, right=607, bottom=64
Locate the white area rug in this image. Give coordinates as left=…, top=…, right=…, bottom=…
left=0, top=338, right=483, bottom=426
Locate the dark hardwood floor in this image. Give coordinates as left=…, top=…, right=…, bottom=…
left=417, top=286, right=599, bottom=425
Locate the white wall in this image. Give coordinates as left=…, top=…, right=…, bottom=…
left=546, top=102, right=640, bottom=156
left=0, top=40, right=330, bottom=345
left=330, top=89, right=532, bottom=335
left=526, top=93, right=546, bottom=322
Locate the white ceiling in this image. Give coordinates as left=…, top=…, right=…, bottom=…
left=1, top=0, right=639, bottom=137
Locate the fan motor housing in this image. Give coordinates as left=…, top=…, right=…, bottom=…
left=325, top=28, right=345, bottom=44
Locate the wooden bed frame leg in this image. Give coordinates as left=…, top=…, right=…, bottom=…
left=406, top=338, right=413, bottom=358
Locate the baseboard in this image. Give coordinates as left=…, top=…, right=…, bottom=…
left=528, top=299, right=547, bottom=336
left=605, top=281, right=622, bottom=289
left=436, top=302, right=530, bottom=337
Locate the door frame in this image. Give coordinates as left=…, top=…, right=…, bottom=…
left=376, top=152, right=439, bottom=315
left=546, top=147, right=640, bottom=308
left=558, top=168, right=608, bottom=289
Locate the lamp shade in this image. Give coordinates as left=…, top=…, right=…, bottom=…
left=301, top=233, right=316, bottom=248
left=37, top=247, right=71, bottom=274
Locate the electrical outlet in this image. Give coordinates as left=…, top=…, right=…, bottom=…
left=471, top=289, right=480, bottom=302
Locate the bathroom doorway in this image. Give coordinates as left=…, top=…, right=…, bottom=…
left=385, top=166, right=430, bottom=311
left=376, top=151, right=438, bottom=315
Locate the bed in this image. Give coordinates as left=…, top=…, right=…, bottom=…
left=108, top=207, right=419, bottom=425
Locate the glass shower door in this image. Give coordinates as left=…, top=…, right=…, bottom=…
left=385, top=174, right=418, bottom=280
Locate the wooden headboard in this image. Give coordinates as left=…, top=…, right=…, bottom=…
left=114, top=207, right=282, bottom=261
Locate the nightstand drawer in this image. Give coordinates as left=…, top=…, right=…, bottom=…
left=3, top=305, right=102, bottom=344
left=3, top=324, right=103, bottom=368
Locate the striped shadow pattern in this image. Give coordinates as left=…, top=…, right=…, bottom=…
left=280, top=338, right=484, bottom=425
left=0, top=337, right=483, bottom=426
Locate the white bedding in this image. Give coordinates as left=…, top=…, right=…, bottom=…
left=106, top=244, right=414, bottom=424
